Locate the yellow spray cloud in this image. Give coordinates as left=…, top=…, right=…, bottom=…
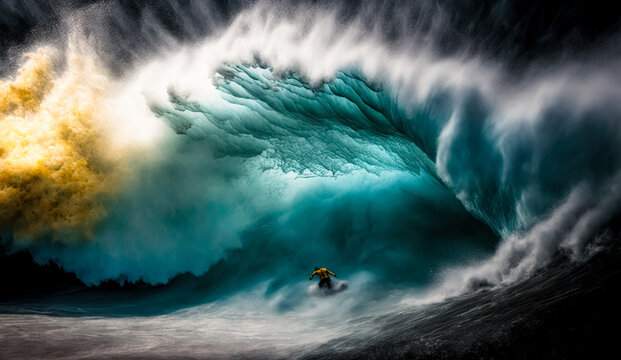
left=0, top=48, right=122, bottom=242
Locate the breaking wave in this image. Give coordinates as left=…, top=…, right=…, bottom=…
left=1, top=0, right=620, bottom=305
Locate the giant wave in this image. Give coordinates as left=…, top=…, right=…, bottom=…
left=1, top=0, right=620, bottom=358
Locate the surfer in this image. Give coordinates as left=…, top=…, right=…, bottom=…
left=309, top=267, right=337, bottom=288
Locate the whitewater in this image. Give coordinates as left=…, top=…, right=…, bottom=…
left=1, top=1, right=620, bottom=358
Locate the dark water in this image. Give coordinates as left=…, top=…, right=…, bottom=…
left=302, top=238, right=621, bottom=359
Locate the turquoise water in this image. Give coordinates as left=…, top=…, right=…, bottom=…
left=20, top=65, right=498, bottom=299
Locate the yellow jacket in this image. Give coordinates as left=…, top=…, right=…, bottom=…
left=309, top=268, right=336, bottom=280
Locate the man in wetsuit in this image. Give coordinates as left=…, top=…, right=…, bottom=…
left=309, top=267, right=337, bottom=288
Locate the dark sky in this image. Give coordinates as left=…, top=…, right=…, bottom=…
left=1, top=0, right=619, bottom=72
